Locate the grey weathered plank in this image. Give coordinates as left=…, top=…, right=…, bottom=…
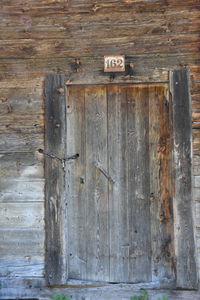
left=195, top=202, right=200, bottom=227
left=44, top=74, right=67, bottom=285
left=107, top=85, right=128, bottom=282
left=129, top=86, right=152, bottom=282
left=0, top=152, right=44, bottom=179
left=194, top=176, right=200, bottom=187
left=107, top=85, right=118, bottom=282
left=0, top=87, right=43, bottom=113
left=38, top=286, right=200, bottom=300
left=117, top=86, right=130, bottom=283
left=0, top=256, right=44, bottom=278
left=0, top=229, right=44, bottom=256
left=0, top=277, right=45, bottom=289
left=193, top=155, right=200, bottom=176
left=0, top=76, right=42, bottom=89
left=2, top=285, right=200, bottom=300
left=0, top=277, right=45, bottom=299
left=0, top=33, right=199, bottom=59
left=193, top=188, right=200, bottom=201
left=0, top=133, right=43, bottom=152
left=66, top=86, right=87, bottom=280
left=0, top=113, right=43, bottom=134
left=126, top=86, right=137, bottom=282
left=193, top=128, right=200, bottom=156
left=170, top=68, right=198, bottom=289
left=0, top=52, right=198, bottom=88
left=0, top=180, right=44, bottom=202
left=84, top=86, right=109, bottom=281
left=0, top=202, right=44, bottom=229
left=1, top=18, right=199, bottom=40
left=149, top=85, right=175, bottom=281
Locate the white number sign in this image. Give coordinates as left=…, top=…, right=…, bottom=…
left=104, top=55, right=125, bottom=72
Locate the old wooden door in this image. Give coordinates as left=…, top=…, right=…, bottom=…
left=65, top=84, right=174, bottom=283
left=45, top=70, right=197, bottom=288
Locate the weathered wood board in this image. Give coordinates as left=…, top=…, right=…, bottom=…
left=0, top=256, right=44, bottom=278
left=0, top=229, right=44, bottom=256
left=0, top=133, right=44, bottom=152
left=0, top=152, right=44, bottom=179
left=0, top=180, right=44, bottom=202
left=193, top=156, right=200, bottom=176
left=0, top=202, right=44, bottom=229
left=44, top=74, right=68, bottom=285
left=149, top=85, right=175, bottom=281
left=170, top=68, right=198, bottom=289
left=2, top=283, right=200, bottom=300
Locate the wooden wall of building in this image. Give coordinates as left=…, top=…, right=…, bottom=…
left=0, top=0, right=200, bottom=298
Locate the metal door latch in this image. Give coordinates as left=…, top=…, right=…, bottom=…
left=94, top=161, right=115, bottom=184
left=38, top=149, right=79, bottom=168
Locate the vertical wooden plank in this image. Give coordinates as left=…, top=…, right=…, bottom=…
left=44, top=74, right=67, bottom=285
left=107, top=85, right=119, bottom=282
left=108, top=85, right=129, bottom=282
left=66, top=86, right=87, bottom=280
left=119, top=86, right=129, bottom=283
left=170, top=68, right=198, bottom=289
left=84, top=86, right=109, bottom=281
left=149, top=85, right=175, bottom=282
left=127, top=86, right=152, bottom=282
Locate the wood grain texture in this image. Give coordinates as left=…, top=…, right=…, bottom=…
left=0, top=35, right=199, bottom=59
left=193, top=156, right=200, bottom=176
left=2, top=285, right=200, bottom=300
left=0, top=180, right=44, bottom=203
left=170, top=68, right=198, bottom=289
left=0, top=152, right=43, bottom=179
left=0, top=113, right=43, bottom=134
left=107, top=85, right=122, bottom=282
left=44, top=74, right=67, bottom=285
left=149, top=85, right=175, bottom=282
left=0, top=53, right=198, bottom=85
left=0, top=276, right=199, bottom=300
left=128, top=86, right=152, bottom=282
left=0, top=88, right=43, bottom=114
left=0, top=229, right=44, bottom=256
left=66, top=86, right=87, bottom=280
left=0, top=256, right=44, bottom=278
left=0, top=0, right=200, bottom=296
left=193, top=188, right=200, bottom=202
left=0, top=133, right=43, bottom=152
left=193, top=129, right=200, bottom=155
left=194, top=176, right=200, bottom=188
left=108, top=86, right=131, bottom=282
left=84, top=86, right=109, bottom=281
left=0, top=202, right=44, bottom=229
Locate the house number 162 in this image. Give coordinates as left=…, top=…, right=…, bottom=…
left=104, top=55, right=125, bottom=72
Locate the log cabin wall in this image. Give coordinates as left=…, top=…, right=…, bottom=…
left=0, top=0, right=200, bottom=298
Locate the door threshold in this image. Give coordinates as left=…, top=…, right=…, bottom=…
left=48, top=278, right=176, bottom=290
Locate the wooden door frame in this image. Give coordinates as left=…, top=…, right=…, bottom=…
left=44, top=68, right=198, bottom=289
